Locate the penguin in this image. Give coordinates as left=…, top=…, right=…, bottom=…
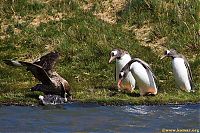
left=109, top=49, right=136, bottom=92
left=161, top=49, right=193, bottom=92
left=118, top=58, right=157, bottom=96
left=3, top=51, right=72, bottom=101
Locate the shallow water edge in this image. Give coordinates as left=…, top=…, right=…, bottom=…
left=0, top=100, right=200, bottom=107
left=0, top=103, right=199, bottom=133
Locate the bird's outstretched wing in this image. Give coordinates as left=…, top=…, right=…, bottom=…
left=131, top=58, right=157, bottom=79
left=33, top=51, right=60, bottom=71
left=3, top=59, right=23, bottom=67
left=18, top=61, right=53, bottom=85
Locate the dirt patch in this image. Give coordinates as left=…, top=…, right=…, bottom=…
left=0, top=21, right=22, bottom=40
left=77, top=0, right=167, bottom=54
left=93, top=0, right=127, bottom=24
left=78, top=0, right=127, bottom=24
left=78, top=0, right=94, bottom=12
left=0, top=22, right=9, bottom=40
left=133, top=23, right=167, bottom=56
left=29, top=12, right=64, bottom=27
left=27, top=0, right=51, bottom=4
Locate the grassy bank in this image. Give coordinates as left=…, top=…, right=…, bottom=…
left=0, top=0, right=199, bottom=105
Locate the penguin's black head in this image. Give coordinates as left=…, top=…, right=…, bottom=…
left=119, top=71, right=128, bottom=80
left=109, top=49, right=124, bottom=63
left=161, top=49, right=178, bottom=59
left=118, top=63, right=130, bottom=88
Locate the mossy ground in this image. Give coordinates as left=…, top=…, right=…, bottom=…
left=0, top=0, right=199, bottom=105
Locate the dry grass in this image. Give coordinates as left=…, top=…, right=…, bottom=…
left=76, top=0, right=170, bottom=56
left=133, top=23, right=168, bottom=56
left=77, top=0, right=127, bottom=24
left=93, top=0, right=127, bottom=24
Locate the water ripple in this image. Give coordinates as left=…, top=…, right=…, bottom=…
left=122, top=106, right=150, bottom=115
left=0, top=104, right=199, bottom=133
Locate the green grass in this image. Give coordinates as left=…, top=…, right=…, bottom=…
left=0, top=0, right=199, bottom=105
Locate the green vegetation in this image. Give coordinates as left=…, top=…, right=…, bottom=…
left=0, top=0, right=199, bottom=105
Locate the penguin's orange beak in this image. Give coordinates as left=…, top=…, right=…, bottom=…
left=109, top=56, right=116, bottom=63
left=117, top=79, right=122, bottom=89
left=160, top=55, right=167, bottom=60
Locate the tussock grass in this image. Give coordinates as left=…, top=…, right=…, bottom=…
left=0, top=0, right=199, bottom=105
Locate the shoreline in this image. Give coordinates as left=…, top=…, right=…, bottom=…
left=1, top=86, right=199, bottom=107
left=0, top=99, right=199, bottom=107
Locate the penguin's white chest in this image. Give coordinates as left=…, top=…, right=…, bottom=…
left=116, top=54, right=132, bottom=81
left=172, top=58, right=191, bottom=92
left=116, top=54, right=131, bottom=69
left=116, top=54, right=135, bottom=89
left=130, top=62, right=150, bottom=86
left=130, top=62, right=157, bottom=95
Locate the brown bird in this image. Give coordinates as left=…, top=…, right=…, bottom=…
left=3, top=51, right=72, bottom=102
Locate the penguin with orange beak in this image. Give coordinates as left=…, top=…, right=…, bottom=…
left=118, top=58, right=157, bottom=96
left=109, top=49, right=135, bottom=92
left=161, top=49, right=193, bottom=92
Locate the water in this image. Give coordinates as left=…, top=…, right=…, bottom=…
left=0, top=103, right=199, bottom=133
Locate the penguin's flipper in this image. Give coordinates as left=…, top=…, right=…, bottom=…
left=132, top=58, right=157, bottom=79
left=115, top=65, right=117, bottom=81
left=183, top=57, right=193, bottom=89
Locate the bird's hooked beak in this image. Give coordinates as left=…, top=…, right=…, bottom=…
left=117, top=79, right=122, bottom=89
left=109, top=56, right=116, bottom=63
